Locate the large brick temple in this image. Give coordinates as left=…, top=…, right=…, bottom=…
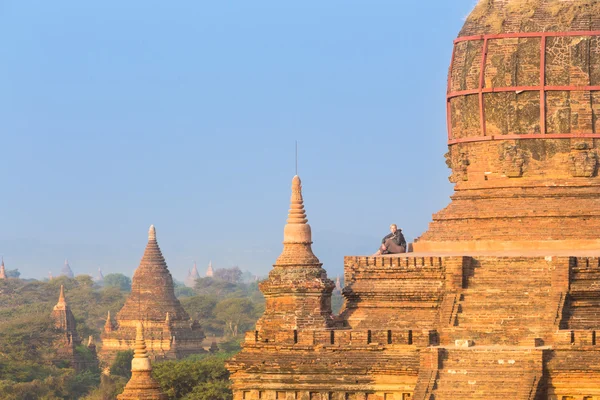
left=227, top=1, right=600, bottom=399
left=100, top=225, right=205, bottom=362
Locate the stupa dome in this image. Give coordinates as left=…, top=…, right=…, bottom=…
left=416, top=0, right=600, bottom=252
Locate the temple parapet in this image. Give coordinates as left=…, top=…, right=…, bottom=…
left=245, top=328, right=438, bottom=348
left=340, top=256, right=467, bottom=330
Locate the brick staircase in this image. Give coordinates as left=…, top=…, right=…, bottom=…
left=430, top=348, right=543, bottom=400
left=444, top=257, right=559, bottom=345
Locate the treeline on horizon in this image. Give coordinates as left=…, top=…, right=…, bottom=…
left=0, top=267, right=344, bottom=399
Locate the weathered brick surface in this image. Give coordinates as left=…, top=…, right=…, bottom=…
left=417, top=0, right=600, bottom=252
left=100, top=226, right=205, bottom=362
left=228, top=2, right=600, bottom=398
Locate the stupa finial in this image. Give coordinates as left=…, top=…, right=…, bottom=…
left=104, top=310, right=114, bottom=332
left=131, top=322, right=152, bottom=371
left=58, top=285, right=66, bottom=305
left=149, top=225, right=156, bottom=241
left=282, top=175, right=312, bottom=244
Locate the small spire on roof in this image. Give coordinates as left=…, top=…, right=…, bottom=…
left=149, top=225, right=156, bottom=241
left=129, top=322, right=153, bottom=372
left=58, top=285, right=66, bottom=304
left=104, top=310, right=114, bottom=333
left=282, top=175, right=312, bottom=244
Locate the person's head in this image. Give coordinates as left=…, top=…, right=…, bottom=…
left=390, top=224, right=397, bottom=233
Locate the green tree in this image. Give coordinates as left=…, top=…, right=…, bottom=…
left=6, top=269, right=20, bottom=278
left=213, top=267, right=242, bottom=284
left=152, top=357, right=231, bottom=400
left=110, top=350, right=134, bottom=380
left=214, top=298, right=255, bottom=337
left=103, top=273, right=132, bottom=292
left=183, top=381, right=232, bottom=400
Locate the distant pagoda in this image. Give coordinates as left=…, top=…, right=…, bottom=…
left=206, top=261, right=214, bottom=277
left=184, top=261, right=200, bottom=288
left=100, top=226, right=205, bottom=362
left=0, top=257, right=6, bottom=280
left=51, top=285, right=83, bottom=370
left=96, top=268, right=104, bottom=283
left=61, top=259, right=74, bottom=278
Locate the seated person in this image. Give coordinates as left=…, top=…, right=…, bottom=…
left=374, top=224, right=406, bottom=255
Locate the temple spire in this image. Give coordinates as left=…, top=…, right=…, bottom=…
left=117, top=322, right=167, bottom=399
left=149, top=225, right=156, bottom=241
left=256, top=174, right=334, bottom=332
left=104, top=311, right=114, bottom=333
left=57, top=285, right=67, bottom=307
left=275, top=175, right=320, bottom=265
left=132, top=322, right=151, bottom=370
left=283, top=175, right=311, bottom=244
left=61, top=259, right=74, bottom=278
left=0, top=257, right=6, bottom=280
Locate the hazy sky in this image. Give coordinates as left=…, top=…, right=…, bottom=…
left=1, top=1, right=477, bottom=280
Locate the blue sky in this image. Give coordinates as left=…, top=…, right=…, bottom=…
left=0, top=1, right=477, bottom=280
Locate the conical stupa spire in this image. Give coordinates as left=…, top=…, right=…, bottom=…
left=0, top=257, right=6, bottom=280
left=58, top=285, right=66, bottom=305
left=117, top=322, right=167, bottom=399
left=256, top=174, right=334, bottom=332
left=191, top=261, right=200, bottom=279
left=275, top=175, right=320, bottom=265
left=287, top=175, right=307, bottom=221
left=206, top=260, right=214, bottom=277
left=52, top=285, right=78, bottom=335
left=116, top=225, right=190, bottom=324
left=132, top=322, right=151, bottom=370
left=104, top=311, right=114, bottom=333
left=149, top=225, right=156, bottom=241
left=61, top=259, right=74, bottom=278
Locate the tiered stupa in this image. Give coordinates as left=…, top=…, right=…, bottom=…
left=61, top=259, right=74, bottom=278
left=0, top=257, right=6, bottom=280
left=228, top=2, right=600, bottom=399
left=96, top=268, right=104, bottom=283
left=51, top=285, right=83, bottom=370
left=185, top=262, right=200, bottom=288
left=117, top=323, right=167, bottom=400
left=100, top=226, right=205, bottom=362
left=253, top=175, right=335, bottom=334
left=206, top=261, right=214, bottom=277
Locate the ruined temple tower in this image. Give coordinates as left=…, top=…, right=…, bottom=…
left=61, top=259, right=74, bottom=278
left=100, top=226, right=205, bottom=362
left=228, top=1, right=600, bottom=399
left=51, top=285, right=83, bottom=370
left=0, top=257, right=6, bottom=280
left=117, top=323, right=167, bottom=400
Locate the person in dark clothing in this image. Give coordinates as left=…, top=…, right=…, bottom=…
left=374, top=224, right=406, bottom=255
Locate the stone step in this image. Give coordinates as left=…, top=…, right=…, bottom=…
left=430, top=348, right=543, bottom=400
left=441, top=329, right=544, bottom=346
